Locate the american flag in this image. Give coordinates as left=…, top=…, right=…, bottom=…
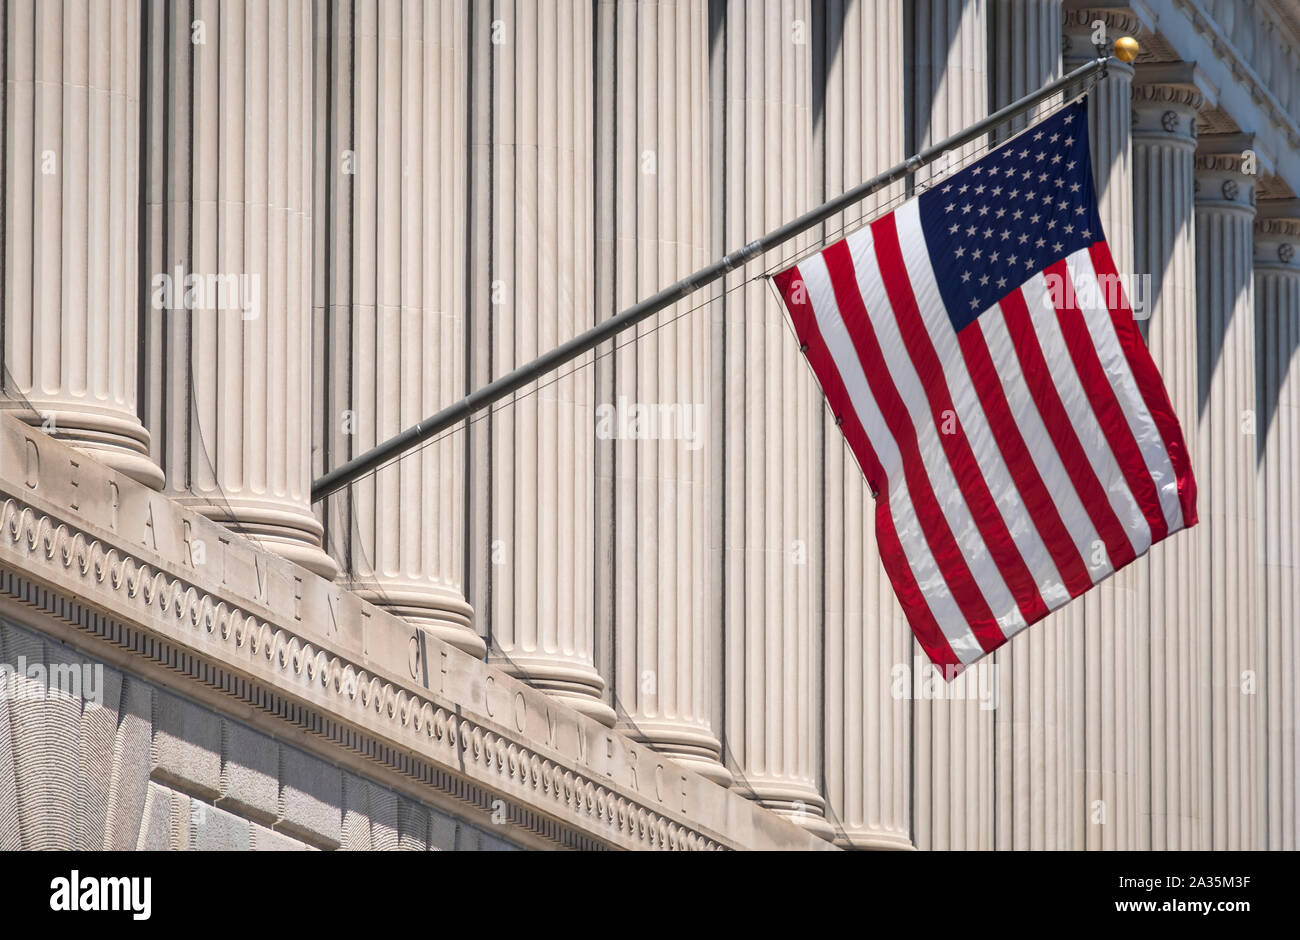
left=772, top=99, right=1197, bottom=674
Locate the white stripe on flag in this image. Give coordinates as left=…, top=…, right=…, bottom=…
left=799, top=250, right=986, bottom=663
left=1018, top=272, right=1153, bottom=558
left=1064, top=250, right=1184, bottom=532
left=846, top=224, right=1027, bottom=635
left=977, top=307, right=1113, bottom=583
left=894, top=202, right=1071, bottom=609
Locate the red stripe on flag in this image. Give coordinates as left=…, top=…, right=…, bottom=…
left=957, top=320, right=1094, bottom=598
left=1088, top=241, right=1198, bottom=528
left=822, top=240, right=1007, bottom=653
left=872, top=214, right=1049, bottom=623
left=999, top=288, right=1138, bottom=571
left=1048, top=258, right=1169, bottom=545
left=773, top=264, right=962, bottom=670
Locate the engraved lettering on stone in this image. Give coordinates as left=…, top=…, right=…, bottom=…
left=546, top=706, right=559, bottom=749
left=253, top=553, right=268, bottom=602
left=142, top=502, right=157, bottom=552
left=0, top=476, right=740, bottom=850
left=22, top=437, right=38, bottom=490
left=68, top=457, right=80, bottom=510
left=107, top=480, right=120, bottom=531
left=408, top=633, right=422, bottom=681
left=513, top=691, right=527, bottom=733
left=217, top=535, right=230, bottom=584
left=182, top=519, right=195, bottom=567
left=326, top=590, right=340, bottom=636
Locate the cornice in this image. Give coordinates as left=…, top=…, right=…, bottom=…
left=0, top=414, right=833, bottom=852
left=1170, top=0, right=1300, bottom=153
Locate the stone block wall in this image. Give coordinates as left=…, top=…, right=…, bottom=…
left=0, top=617, right=515, bottom=851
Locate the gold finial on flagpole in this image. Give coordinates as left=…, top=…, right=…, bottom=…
left=1113, top=36, right=1140, bottom=63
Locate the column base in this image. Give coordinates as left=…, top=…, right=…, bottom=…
left=4, top=404, right=164, bottom=491
left=493, top=653, right=617, bottom=726
left=736, top=777, right=837, bottom=842
left=617, top=719, right=733, bottom=788
left=173, top=494, right=339, bottom=581
left=834, top=829, right=916, bottom=851
left=350, top=583, right=484, bottom=658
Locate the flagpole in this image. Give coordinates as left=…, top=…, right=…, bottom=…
left=312, top=47, right=1130, bottom=504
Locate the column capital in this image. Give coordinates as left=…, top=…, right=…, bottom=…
left=1195, top=133, right=1264, bottom=214
left=1254, top=199, right=1300, bottom=272
left=1132, top=61, right=1216, bottom=143
left=1062, top=2, right=1147, bottom=40
left=1062, top=2, right=1148, bottom=70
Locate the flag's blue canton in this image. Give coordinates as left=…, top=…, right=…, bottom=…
left=918, top=100, right=1104, bottom=334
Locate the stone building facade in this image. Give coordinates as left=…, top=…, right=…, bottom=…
left=0, top=0, right=1297, bottom=850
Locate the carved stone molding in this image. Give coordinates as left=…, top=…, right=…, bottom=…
left=0, top=414, right=831, bottom=852
left=1256, top=218, right=1300, bottom=237
left=1062, top=4, right=1144, bottom=45
left=1131, top=82, right=1206, bottom=113
left=1194, top=152, right=1255, bottom=173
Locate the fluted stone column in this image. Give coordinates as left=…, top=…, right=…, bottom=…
left=815, top=0, right=911, bottom=851
left=1255, top=204, right=1300, bottom=851
left=467, top=1, right=612, bottom=723
left=311, top=2, right=478, bottom=655
left=1132, top=66, right=1208, bottom=850
left=907, top=0, right=994, bottom=852
left=988, top=0, right=1073, bottom=851
left=142, top=0, right=335, bottom=579
left=1194, top=138, right=1263, bottom=850
left=1065, top=4, right=1145, bottom=850
left=1064, top=4, right=1136, bottom=268
left=593, top=0, right=726, bottom=782
left=909, top=0, right=987, bottom=176
left=712, top=0, right=829, bottom=839
left=989, top=0, right=1062, bottom=137
left=2, top=0, right=163, bottom=490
